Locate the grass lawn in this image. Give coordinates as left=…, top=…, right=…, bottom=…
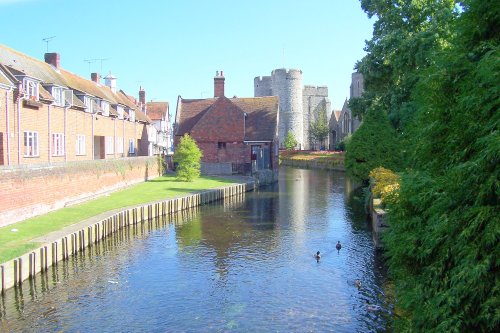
left=0, top=175, right=235, bottom=263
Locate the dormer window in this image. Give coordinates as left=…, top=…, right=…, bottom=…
left=117, top=106, right=124, bottom=120
left=23, top=78, right=39, bottom=100
left=128, top=109, right=136, bottom=122
left=52, top=86, right=64, bottom=106
left=83, top=96, right=94, bottom=113
left=101, top=101, right=110, bottom=116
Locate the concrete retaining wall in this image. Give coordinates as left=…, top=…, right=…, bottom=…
left=0, top=181, right=254, bottom=293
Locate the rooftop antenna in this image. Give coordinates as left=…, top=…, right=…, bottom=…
left=83, top=58, right=110, bottom=74
left=42, top=36, right=56, bottom=52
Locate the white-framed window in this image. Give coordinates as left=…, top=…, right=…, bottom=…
left=23, top=78, right=39, bottom=100
left=24, top=131, right=39, bottom=157
left=128, top=109, right=136, bottom=122
left=129, top=138, right=135, bottom=154
left=84, top=96, right=94, bottom=113
left=52, top=133, right=65, bottom=156
left=101, top=100, right=110, bottom=116
left=76, top=134, right=86, bottom=155
left=52, top=86, right=64, bottom=106
left=116, top=137, right=124, bottom=154
left=117, top=106, right=124, bottom=120
left=105, top=136, right=114, bottom=154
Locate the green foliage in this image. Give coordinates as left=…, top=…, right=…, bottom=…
left=369, top=167, right=400, bottom=206
left=173, top=134, right=203, bottom=182
left=336, top=135, right=351, bottom=151
left=345, top=108, right=401, bottom=183
left=283, top=131, right=298, bottom=150
left=157, top=154, right=165, bottom=176
left=380, top=0, right=500, bottom=331
left=309, top=108, right=329, bottom=149
left=356, top=0, right=458, bottom=132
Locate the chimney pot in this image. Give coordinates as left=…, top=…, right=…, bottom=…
left=139, top=88, right=146, bottom=105
left=44, top=52, right=60, bottom=69
left=214, top=71, right=225, bottom=98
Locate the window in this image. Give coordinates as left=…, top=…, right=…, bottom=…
left=52, top=87, right=64, bottom=106
left=84, top=96, right=94, bottom=113
left=76, top=135, right=86, bottom=155
left=128, top=109, right=136, bottom=122
left=23, top=78, right=39, bottom=100
left=106, top=136, right=114, bottom=154
left=218, top=142, right=226, bottom=149
left=52, top=133, right=65, bottom=156
left=101, top=100, right=110, bottom=116
left=24, top=131, right=39, bottom=157
left=116, top=137, right=124, bottom=154
left=129, top=139, right=135, bottom=154
left=117, top=106, right=124, bottom=120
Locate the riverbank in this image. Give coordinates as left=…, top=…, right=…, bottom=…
left=0, top=175, right=245, bottom=264
left=1, top=175, right=255, bottom=292
left=279, top=150, right=345, bottom=170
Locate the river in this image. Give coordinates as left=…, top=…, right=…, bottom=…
left=0, top=167, right=393, bottom=332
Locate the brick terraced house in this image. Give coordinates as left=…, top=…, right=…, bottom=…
left=0, top=44, right=154, bottom=166
left=174, top=71, right=279, bottom=176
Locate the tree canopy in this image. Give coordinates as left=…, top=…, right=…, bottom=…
left=353, top=0, right=499, bottom=331
left=173, top=134, right=203, bottom=182
left=345, top=108, right=401, bottom=183
left=283, top=131, right=298, bottom=150
left=309, top=108, right=329, bottom=149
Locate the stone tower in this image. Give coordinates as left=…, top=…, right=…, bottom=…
left=255, top=69, right=304, bottom=149
left=255, top=68, right=331, bottom=150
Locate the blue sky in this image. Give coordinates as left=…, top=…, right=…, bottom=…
left=0, top=0, right=373, bottom=114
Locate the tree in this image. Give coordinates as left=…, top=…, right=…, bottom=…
left=283, top=131, right=298, bottom=150
left=173, top=134, right=203, bottom=181
left=345, top=108, right=401, bottom=184
left=382, top=0, right=500, bottom=331
left=309, top=108, right=329, bottom=150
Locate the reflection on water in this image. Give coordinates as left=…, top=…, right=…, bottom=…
left=0, top=167, right=393, bottom=332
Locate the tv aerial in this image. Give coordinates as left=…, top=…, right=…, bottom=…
left=42, top=36, right=56, bottom=52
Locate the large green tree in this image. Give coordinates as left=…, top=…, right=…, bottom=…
left=345, top=108, right=401, bottom=183
left=309, top=108, right=329, bottom=149
left=383, top=0, right=499, bottom=331
left=173, top=134, right=203, bottom=182
left=354, top=0, right=458, bottom=132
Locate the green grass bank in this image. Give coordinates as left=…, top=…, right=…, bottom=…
left=0, top=175, right=235, bottom=263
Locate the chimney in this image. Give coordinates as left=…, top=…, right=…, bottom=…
left=139, top=86, right=146, bottom=105
left=44, top=52, right=60, bottom=69
left=214, top=70, right=225, bottom=98
left=91, top=73, right=100, bottom=84
left=104, top=72, right=117, bottom=93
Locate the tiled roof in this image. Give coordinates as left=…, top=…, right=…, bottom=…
left=176, top=96, right=278, bottom=142
left=39, top=85, right=54, bottom=101
left=0, top=44, right=150, bottom=124
left=146, top=102, right=169, bottom=121
left=0, top=64, right=16, bottom=87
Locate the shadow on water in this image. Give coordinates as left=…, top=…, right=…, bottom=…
left=0, top=168, right=393, bottom=332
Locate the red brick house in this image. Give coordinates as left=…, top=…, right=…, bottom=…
left=0, top=44, right=152, bottom=166
left=174, top=72, right=279, bottom=175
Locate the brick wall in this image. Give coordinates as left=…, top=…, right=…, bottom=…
left=0, top=156, right=157, bottom=226
left=0, top=88, right=149, bottom=166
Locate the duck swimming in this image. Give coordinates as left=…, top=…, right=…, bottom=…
left=336, top=241, right=342, bottom=251
left=315, top=251, right=321, bottom=260
left=354, top=280, right=362, bottom=289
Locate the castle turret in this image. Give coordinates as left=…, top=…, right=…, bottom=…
left=254, top=76, right=272, bottom=97
left=271, top=68, right=304, bottom=149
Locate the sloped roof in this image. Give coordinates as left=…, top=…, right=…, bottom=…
left=0, top=64, right=16, bottom=87
left=146, top=101, right=169, bottom=121
left=0, top=44, right=151, bottom=124
left=176, top=96, right=278, bottom=141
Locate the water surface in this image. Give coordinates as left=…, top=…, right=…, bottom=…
left=0, top=167, right=393, bottom=332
